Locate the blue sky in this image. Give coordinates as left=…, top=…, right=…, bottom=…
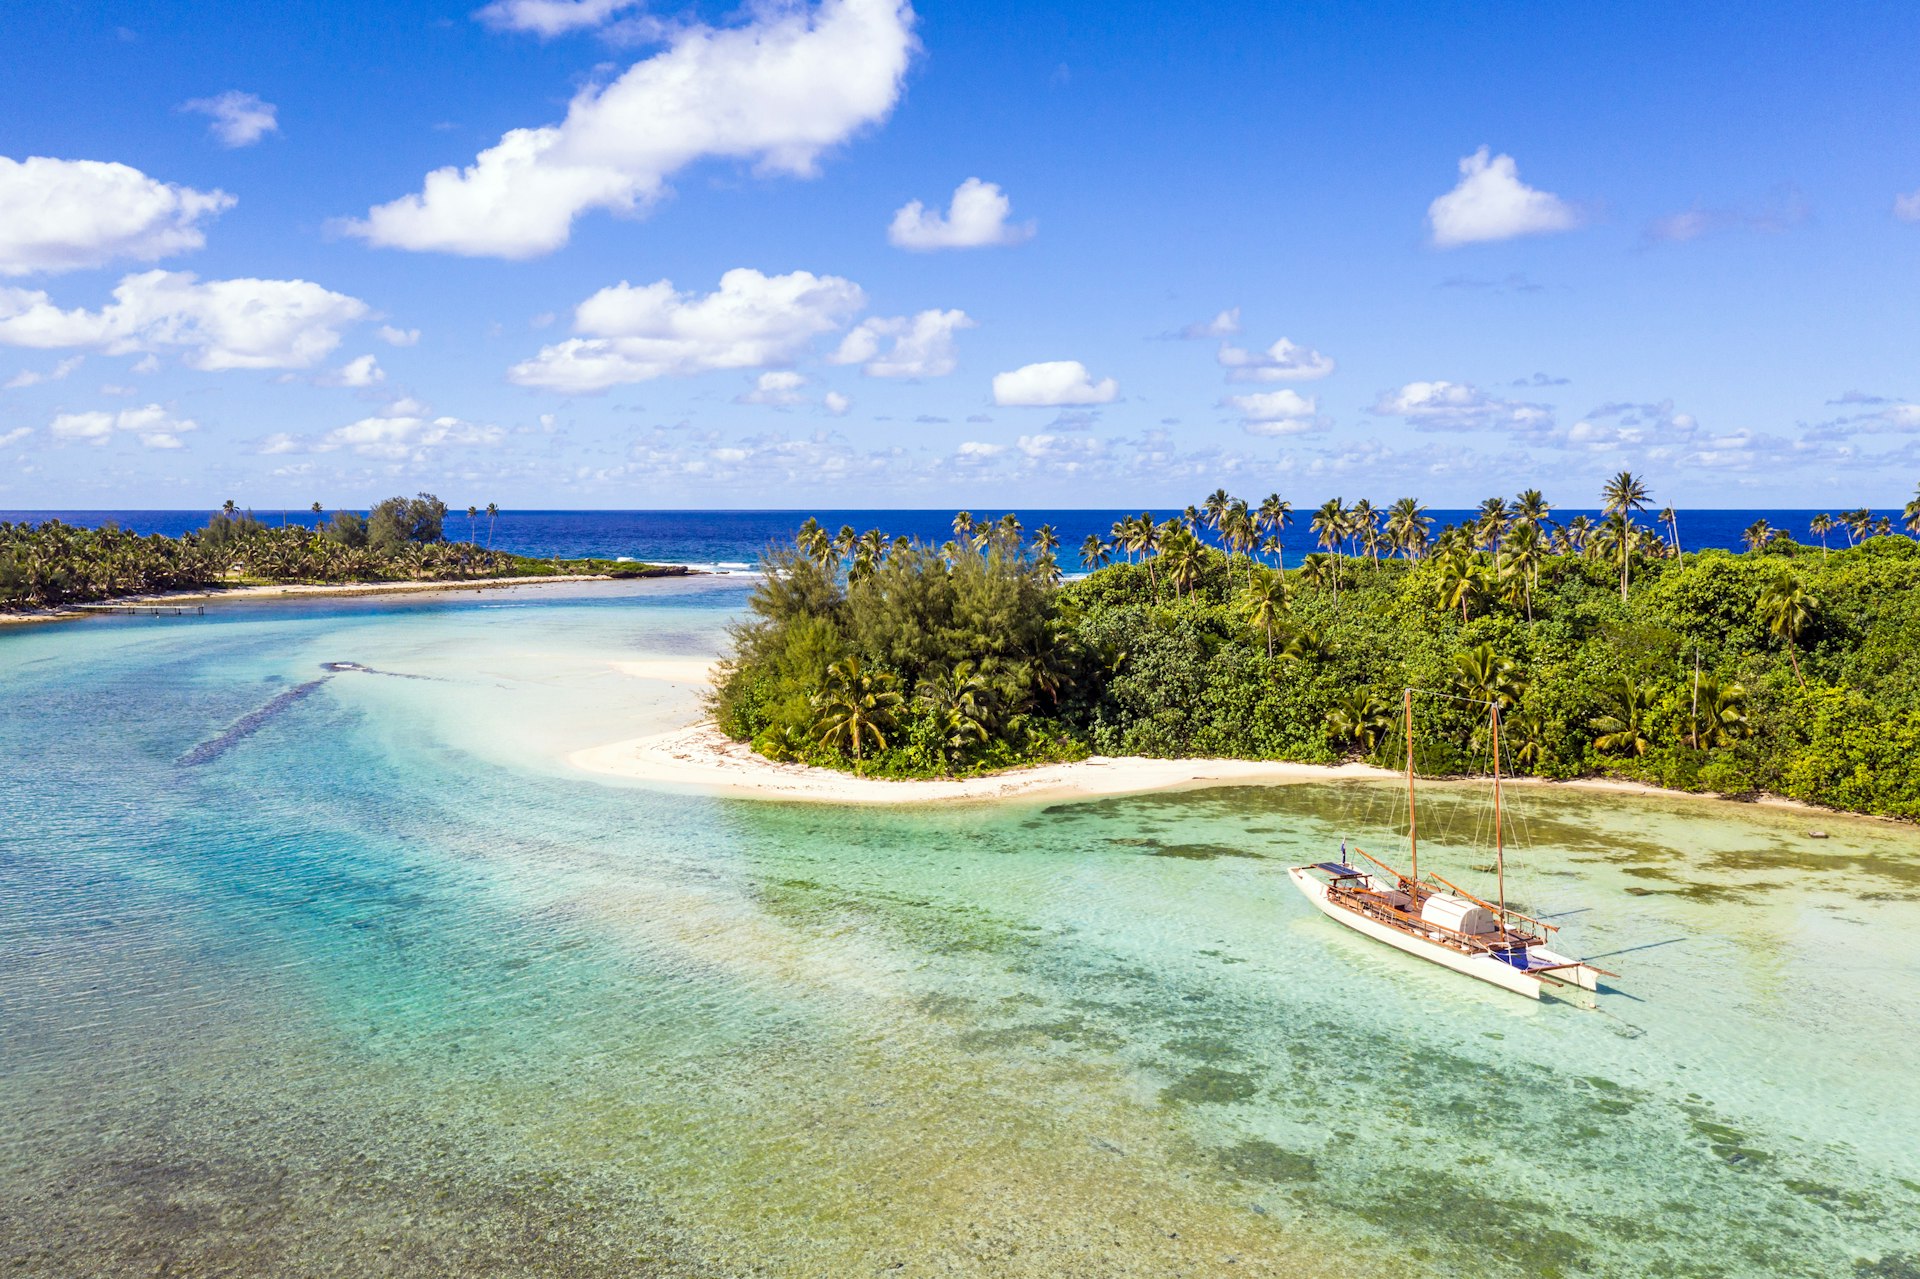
left=3, top=0, right=1917, bottom=510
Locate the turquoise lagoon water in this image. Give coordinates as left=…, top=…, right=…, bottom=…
left=2, top=579, right=1917, bottom=1277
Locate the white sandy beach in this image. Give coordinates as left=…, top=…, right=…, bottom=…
left=0, top=572, right=693, bottom=627
left=576, top=655, right=1857, bottom=817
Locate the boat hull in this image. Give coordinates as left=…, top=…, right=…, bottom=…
left=1288, top=868, right=1598, bottom=1006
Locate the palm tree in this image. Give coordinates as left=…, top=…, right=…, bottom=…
left=810, top=656, right=904, bottom=770
left=1384, top=497, right=1431, bottom=560
left=1600, top=470, right=1651, bottom=600
left=1452, top=643, right=1525, bottom=710
left=1742, top=519, right=1776, bottom=552
left=310, top=501, right=323, bottom=531
left=1809, top=513, right=1834, bottom=559
left=914, top=661, right=998, bottom=771
left=1326, top=689, right=1393, bottom=756
left=953, top=511, right=975, bottom=545
left=1502, top=523, right=1546, bottom=621
left=1590, top=676, right=1654, bottom=757
left=1433, top=550, right=1491, bottom=623
left=1511, top=489, right=1552, bottom=536
left=1079, top=533, right=1112, bottom=571
left=1256, top=494, right=1293, bottom=568
left=1840, top=507, right=1871, bottom=546
left=1474, top=497, right=1510, bottom=560
left=485, top=502, right=499, bottom=549
left=1202, top=489, right=1232, bottom=530
left=1905, top=484, right=1920, bottom=538
left=1658, top=506, right=1679, bottom=555
left=1688, top=675, right=1752, bottom=750
left=1756, top=571, right=1818, bottom=686
left=1032, top=524, right=1059, bottom=557
left=1164, top=529, right=1206, bottom=597
left=1296, top=552, right=1333, bottom=596
left=1349, top=499, right=1381, bottom=563
left=466, top=504, right=479, bottom=545
left=1311, top=498, right=1347, bottom=603
left=1240, top=568, right=1290, bottom=657
left=222, top=499, right=238, bottom=519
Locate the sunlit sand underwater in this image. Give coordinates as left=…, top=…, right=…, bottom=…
left=3, top=579, right=1916, bottom=1277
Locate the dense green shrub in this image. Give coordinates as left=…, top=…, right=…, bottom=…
left=714, top=517, right=1920, bottom=818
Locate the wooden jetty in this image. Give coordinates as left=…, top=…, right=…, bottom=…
left=75, top=603, right=205, bottom=617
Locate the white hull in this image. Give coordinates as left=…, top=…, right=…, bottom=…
left=1288, top=868, right=1599, bottom=1006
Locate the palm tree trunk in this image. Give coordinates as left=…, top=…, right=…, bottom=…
left=1788, top=642, right=1804, bottom=687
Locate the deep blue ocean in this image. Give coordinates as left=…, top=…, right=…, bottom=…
left=0, top=507, right=1853, bottom=571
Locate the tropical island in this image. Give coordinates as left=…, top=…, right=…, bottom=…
left=0, top=493, right=684, bottom=614
left=709, top=475, right=1920, bottom=821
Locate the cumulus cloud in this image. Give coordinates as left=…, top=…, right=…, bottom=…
left=474, top=0, right=643, bottom=36
left=181, top=91, right=279, bottom=148
left=1179, top=308, right=1239, bottom=339
left=0, top=156, right=233, bottom=276
left=829, top=308, right=972, bottom=377
left=0, top=270, right=369, bottom=370
left=991, top=360, right=1117, bottom=407
left=887, top=178, right=1033, bottom=250
left=1371, top=379, right=1553, bottom=431
left=1893, top=189, right=1920, bottom=223
left=320, top=354, right=385, bottom=387
left=1222, top=388, right=1318, bottom=434
left=322, top=413, right=504, bottom=459
left=508, top=267, right=864, bottom=393
left=736, top=370, right=808, bottom=406
left=4, top=354, right=83, bottom=389
left=345, top=0, right=915, bottom=258
left=376, top=325, right=420, bottom=347
left=1218, top=336, right=1333, bottom=382
left=1427, top=147, right=1578, bottom=248
left=0, top=427, right=30, bottom=448
left=823, top=390, right=850, bottom=415
left=50, top=403, right=196, bottom=448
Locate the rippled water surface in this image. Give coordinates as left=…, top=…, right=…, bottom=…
left=3, top=579, right=1917, bottom=1277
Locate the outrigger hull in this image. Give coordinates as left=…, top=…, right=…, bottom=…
left=1288, top=867, right=1599, bottom=1007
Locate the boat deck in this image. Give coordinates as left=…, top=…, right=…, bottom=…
left=1321, top=871, right=1541, bottom=958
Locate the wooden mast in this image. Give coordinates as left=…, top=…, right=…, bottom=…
left=1491, top=702, right=1505, bottom=924
left=1405, top=687, right=1417, bottom=894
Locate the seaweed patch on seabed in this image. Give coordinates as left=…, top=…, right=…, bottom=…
left=177, top=678, right=330, bottom=766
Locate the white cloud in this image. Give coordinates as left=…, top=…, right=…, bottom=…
left=0, top=270, right=369, bottom=370
left=887, top=178, right=1034, bottom=250
left=1371, top=379, right=1553, bottom=432
left=955, top=441, right=1005, bottom=460
left=49, top=402, right=196, bottom=448
left=258, top=432, right=302, bottom=455
left=322, top=414, right=505, bottom=459
left=345, top=0, right=915, bottom=258
left=0, top=426, right=30, bottom=447
left=508, top=267, right=864, bottom=393
left=321, top=354, right=385, bottom=387
left=829, top=308, right=973, bottom=377
left=1895, top=189, right=1920, bottom=223
left=1218, top=336, right=1334, bottom=382
left=1427, top=147, right=1578, bottom=248
left=823, top=390, right=851, bottom=415
left=736, top=369, right=808, bottom=406
left=376, top=325, right=420, bottom=347
left=1223, top=388, right=1318, bottom=434
left=474, top=0, right=642, bottom=36
left=991, top=360, right=1117, bottom=407
left=182, top=91, right=279, bottom=148
left=0, top=156, right=233, bottom=276
left=3, top=354, right=83, bottom=389
left=1179, top=308, right=1240, bottom=339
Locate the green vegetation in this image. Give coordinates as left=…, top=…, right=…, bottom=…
left=713, top=480, right=1920, bottom=819
left=0, top=493, right=680, bottom=610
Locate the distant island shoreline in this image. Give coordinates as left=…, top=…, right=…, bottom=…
left=0, top=565, right=697, bottom=627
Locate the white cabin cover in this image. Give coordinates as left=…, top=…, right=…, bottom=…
left=1421, top=893, right=1496, bottom=935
